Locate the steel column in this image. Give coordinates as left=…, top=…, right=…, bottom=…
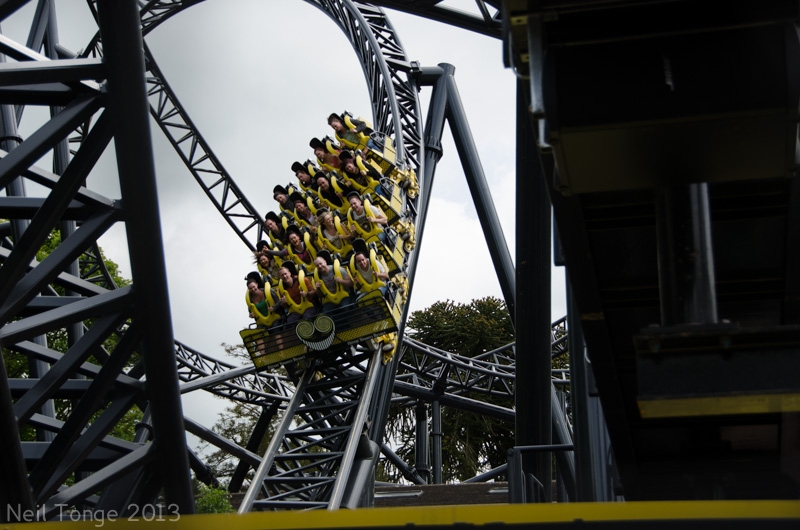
left=228, top=402, right=280, bottom=492
left=367, top=64, right=447, bottom=446
left=515, top=80, right=552, bottom=501
left=567, top=280, right=596, bottom=501
left=328, top=350, right=384, bottom=510
left=656, top=184, right=719, bottom=326
left=0, top=352, right=35, bottom=520
left=415, top=64, right=448, bottom=244
left=238, top=370, right=313, bottom=513
left=46, top=0, right=85, bottom=355
left=414, top=401, right=431, bottom=483
left=1, top=44, right=58, bottom=445
left=431, top=398, right=443, bottom=484
left=96, top=0, right=193, bottom=513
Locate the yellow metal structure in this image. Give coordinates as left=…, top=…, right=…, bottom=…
left=8, top=500, right=798, bottom=529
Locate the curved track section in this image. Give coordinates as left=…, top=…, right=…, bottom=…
left=0, top=0, right=565, bottom=517
left=0, top=0, right=429, bottom=517
left=396, top=316, right=567, bottom=409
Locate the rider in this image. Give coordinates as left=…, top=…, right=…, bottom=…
left=273, top=185, right=299, bottom=223
left=264, top=211, right=289, bottom=249
left=347, top=191, right=387, bottom=244
left=245, top=271, right=283, bottom=330
left=313, top=249, right=354, bottom=313
left=278, top=261, right=318, bottom=324
left=254, top=242, right=281, bottom=287
left=291, top=160, right=318, bottom=193
left=349, top=240, right=389, bottom=300
left=315, top=171, right=351, bottom=214
left=327, top=112, right=376, bottom=154
left=310, top=137, right=342, bottom=173
left=338, top=149, right=386, bottom=198
left=290, top=191, right=317, bottom=231
left=315, top=207, right=354, bottom=256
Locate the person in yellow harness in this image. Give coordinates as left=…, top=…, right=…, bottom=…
left=245, top=272, right=283, bottom=330
left=290, top=191, right=318, bottom=232
left=291, top=160, right=318, bottom=194
left=351, top=245, right=389, bottom=300
left=313, top=249, right=354, bottom=314
left=278, top=261, right=318, bottom=324
left=327, top=112, right=377, bottom=154
left=310, top=137, right=342, bottom=173
left=264, top=211, right=289, bottom=249
left=254, top=243, right=281, bottom=288
left=339, top=149, right=386, bottom=198
left=273, top=185, right=298, bottom=223
left=347, top=191, right=387, bottom=245
left=315, top=208, right=354, bottom=256
left=315, top=171, right=351, bottom=214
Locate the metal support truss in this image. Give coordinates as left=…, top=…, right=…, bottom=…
left=393, top=328, right=576, bottom=491
left=143, top=45, right=266, bottom=250
left=238, top=346, right=382, bottom=512
left=0, top=0, right=580, bottom=517
left=0, top=0, right=198, bottom=518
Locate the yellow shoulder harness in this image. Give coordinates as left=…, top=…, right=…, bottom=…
left=245, top=289, right=280, bottom=327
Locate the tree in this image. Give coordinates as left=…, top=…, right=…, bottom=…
left=194, top=483, right=234, bottom=513
left=384, top=297, right=516, bottom=483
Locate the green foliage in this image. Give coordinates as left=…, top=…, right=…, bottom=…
left=385, top=297, right=516, bottom=483
left=194, top=483, right=234, bottom=514
left=35, top=230, right=131, bottom=289
left=406, top=297, right=514, bottom=357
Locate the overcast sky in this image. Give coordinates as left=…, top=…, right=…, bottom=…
left=7, top=0, right=566, bottom=433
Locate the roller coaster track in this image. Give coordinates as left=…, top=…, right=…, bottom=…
left=396, top=316, right=567, bottom=408
left=0, top=0, right=554, bottom=517
left=131, top=0, right=427, bottom=512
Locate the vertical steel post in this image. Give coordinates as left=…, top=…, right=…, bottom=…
left=414, top=402, right=430, bottom=484
left=96, top=0, right=193, bottom=513
left=365, top=66, right=444, bottom=496
left=1, top=48, right=57, bottom=443
left=228, top=402, right=280, bottom=493
left=431, top=399, right=443, bottom=484
left=0, top=350, right=35, bottom=519
left=515, top=80, right=552, bottom=502
left=369, top=65, right=449, bottom=445
left=656, top=184, right=718, bottom=326
left=45, top=1, right=85, bottom=352
left=550, top=383, right=576, bottom=499
left=566, top=279, right=598, bottom=501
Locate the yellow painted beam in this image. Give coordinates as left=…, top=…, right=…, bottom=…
left=5, top=500, right=800, bottom=529
left=638, top=393, right=800, bottom=418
